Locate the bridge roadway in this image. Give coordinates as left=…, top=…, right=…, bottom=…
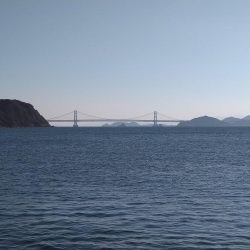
left=47, top=119, right=185, bottom=123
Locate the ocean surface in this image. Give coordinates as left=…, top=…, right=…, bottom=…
left=1, top=127, right=250, bottom=250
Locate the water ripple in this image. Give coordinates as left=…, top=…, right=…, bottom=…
left=1, top=127, right=250, bottom=249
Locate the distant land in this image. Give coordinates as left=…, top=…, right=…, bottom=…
left=1, top=99, right=250, bottom=128
left=103, top=122, right=140, bottom=127
left=222, top=116, right=250, bottom=126
left=105, top=116, right=250, bottom=127
left=102, top=122, right=167, bottom=127
left=178, top=116, right=229, bottom=127
left=0, top=99, right=50, bottom=127
left=178, top=115, right=250, bottom=127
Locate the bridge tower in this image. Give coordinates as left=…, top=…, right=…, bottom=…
left=153, top=111, right=158, bottom=127
left=73, top=110, right=78, bottom=127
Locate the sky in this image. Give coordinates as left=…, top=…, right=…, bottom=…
left=1, top=0, right=250, bottom=122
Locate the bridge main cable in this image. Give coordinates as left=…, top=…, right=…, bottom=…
left=48, top=111, right=74, bottom=120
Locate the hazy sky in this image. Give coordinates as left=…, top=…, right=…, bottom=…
left=1, top=0, right=250, bottom=120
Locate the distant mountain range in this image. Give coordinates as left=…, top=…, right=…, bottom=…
left=178, top=116, right=228, bottom=127
left=222, top=115, right=250, bottom=126
left=178, top=115, right=250, bottom=127
left=103, top=116, right=250, bottom=127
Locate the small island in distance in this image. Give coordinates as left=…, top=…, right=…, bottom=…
left=1, top=99, right=250, bottom=128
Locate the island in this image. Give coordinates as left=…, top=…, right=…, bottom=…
left=178, top=116, right=229, bottom=127
left=0, top=99, right=50, bottom=127
left=102, top=122, right=140, bottom=127
left=222, top=116, right=250, bottom=126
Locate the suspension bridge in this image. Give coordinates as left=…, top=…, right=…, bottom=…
left=47, top=111, right=186, bottom=127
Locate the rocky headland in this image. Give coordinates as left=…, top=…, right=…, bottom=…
left=0, top=99, right=50, bottom=127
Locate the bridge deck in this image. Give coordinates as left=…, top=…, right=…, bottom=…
left=47, top=119, right=185, bottom=123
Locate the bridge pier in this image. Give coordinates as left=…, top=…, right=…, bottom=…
left=153, top=111, right=158, bottom=127
left=73, top=110, right=78, bottom=127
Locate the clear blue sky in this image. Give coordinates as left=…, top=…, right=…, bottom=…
left=1, top=0, right=250, bottom=120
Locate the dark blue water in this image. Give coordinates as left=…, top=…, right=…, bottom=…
left=1, top=127, right=250, bottom=249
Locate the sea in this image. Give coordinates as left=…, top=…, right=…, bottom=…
left=1, top=127, right=250, bottom=250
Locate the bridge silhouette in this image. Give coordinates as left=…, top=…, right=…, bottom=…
left=47, top=111, right=186, bottom=127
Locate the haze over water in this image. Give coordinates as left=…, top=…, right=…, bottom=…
left=1, top=127, right=250, bottom=249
